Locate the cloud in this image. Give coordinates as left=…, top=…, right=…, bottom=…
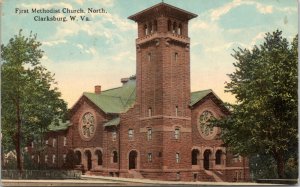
left=210, top=0, right=243, bottom=21
left=210, top=0, right=275, bottom=21
left=76, top=44, right=84, bottom=49
left=20, top=2, right=73, bottom=9
left=75, top=0, right=84, bottom=5
left=84, top=47, right=97, bottom=55
left=42, top=39, right=67, bottom=47
left=191, top=20, right=210, bottom=30
left=256, top=3, right=273, bottom=14
left=94, top=0, right=115, bottom=7
left=276, top=6, right=297, bottom=13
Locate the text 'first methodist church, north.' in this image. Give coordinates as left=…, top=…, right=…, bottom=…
left=28, top=2, right=250, bottom=182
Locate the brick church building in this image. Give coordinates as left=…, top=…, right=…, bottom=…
left=29, top=2, right=249, bottom=182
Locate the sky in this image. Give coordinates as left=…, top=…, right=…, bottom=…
left=1, top=0, right=298, bottom=108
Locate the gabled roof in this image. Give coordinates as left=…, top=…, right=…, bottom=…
left=82, top=78, right=136, bottom=114
left=190, top=89, right=213, bottom=106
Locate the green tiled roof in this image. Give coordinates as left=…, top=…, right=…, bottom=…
left=83, top=79, right=136, bottom=114
left=104, top=117, right=120, bottom=127
left=190, top=89, right=213, bottom=106
left=83, top=78, right=213, bottom=114
left=48, top=120, right=71, bottom=131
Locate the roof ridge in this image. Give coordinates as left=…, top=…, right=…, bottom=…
left=123, top=86, right=136, bottom=107
left=84, top=92, right=123, bottom=99
left=191, top=89, right=212, bottom=94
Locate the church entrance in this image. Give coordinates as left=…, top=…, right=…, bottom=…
left=204, top=150, right=211, bottom=170
left=85, top=150, right=92, bottom=171
left=129, top=150, right=138, bottom=169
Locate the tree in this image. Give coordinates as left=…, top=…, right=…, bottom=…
left=1, top=30, right=67, bottom=172
left=215, top=30, right=298, bottom=178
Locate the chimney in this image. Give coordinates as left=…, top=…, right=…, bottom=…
left=121, top=78, right=129, bottom=85
left=94, top=85, right=101, bottom=94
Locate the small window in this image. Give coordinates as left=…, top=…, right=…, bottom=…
left=31, top=155, right=34, bottom=160
left=175, top=106, right=178, bottom=116
left=173, top=22, right=177, bottom=34
left=148, top=53, right=151, bottom=62
left=148, top=153, right=152, bottom=162
left=52, top=155, right=56, bottom=164
left=45, top=155, right=48, bottom=163
left=148, top=107, right=152, bottom=117
left=53, top=138, right=56, bottom=147
left=63, top=154, right=66, bottom=163
left=176, top=153, right=180, bottom=163
left=112, top=130, right=117, bottom=141
left=31, top=141, right=34, bottom=148
left=37, top=155, right=40, bottom=163
left=63, top=137, right=67, bottom=146
left=128, top=129, right=134, bottom=140
left=45, top=140, right=48, bottom=145
left=144, top=24, right=148, bottom=35
left=178, top=24, right=182, bottom=35
left=113, top=151, right=118, bottom=163
left=174, top=128, right=180, bottom=139
left=175, top=53, right=178, bottom=62
left=149, top=22, right=153, bottom=34
left=147, top=128, right=152, bottom=140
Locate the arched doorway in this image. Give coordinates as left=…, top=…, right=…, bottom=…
left=75, top=151, right=82, bottom=165
left=215, top=150, right=222, bottom=165
left=192, top=149, right=199, bottom=165
left=203, top=150, right=211, bottom=170
left=129, top=150, right=138, bottom=170
left=85, top=150, right=92, bottom=171
left=95, top=150, right=103, bottom=166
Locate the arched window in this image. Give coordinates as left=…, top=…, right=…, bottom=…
left=113, top=151, right=118, bottom=163
left=172, top=22, right=177, bottom=34
left=154, top=20, right=158, bottom=32
left=178, top=24, right=182, bottom=35
left=215, top=150, right=222, bottom=165
left=168, top=20, right=172, bottom=31
left=144, top=24, right=148, bottom=35
left=175, top=106, right=178, bottom=116
left=149, top=22, right=153, bottom=34
left=95, top=150, right=103, bottom=165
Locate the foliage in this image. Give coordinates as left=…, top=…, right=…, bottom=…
left=1, top=30, right=67, bottom=171
left=214, top=30, right=298, bottom=178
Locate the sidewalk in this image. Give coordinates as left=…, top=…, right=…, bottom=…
left=1, top=175, right=287, bottom=186
left=81, top=175, right=282, bottom=186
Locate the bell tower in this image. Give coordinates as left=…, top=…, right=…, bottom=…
left=129, top=2, right=197, bottom=180
left=129, top=2, right=197, bottom=119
